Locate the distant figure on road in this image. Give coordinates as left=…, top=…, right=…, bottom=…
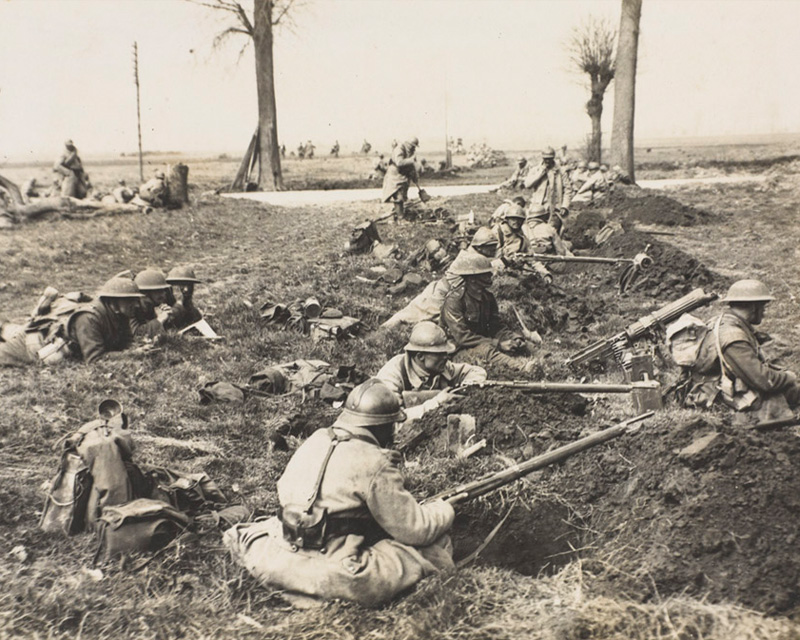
left=280, top=144, right=286, bottom=159
left=306, top=140, right=316, bottom=159
left=381, top=136, right=419, bottom=221
left=53, top=139, right=89, bottom=199
left=330, top=140, right=340, bottom=158
left=297, top=142, right=306, bottom=159
left=524, top=147, right=572, bottom=221
left=361, top=139, right=372, bottom=154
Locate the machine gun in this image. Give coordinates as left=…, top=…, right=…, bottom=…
left=403, top=379, right=662, bottom=413
left=519, top=246, right=653, bottom=293
left=566, top=287, right=718, bottom=368
left=424, top=411, right=653, bottom=504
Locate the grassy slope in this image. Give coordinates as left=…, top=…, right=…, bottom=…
left=1, top=157, right=800, bottom=639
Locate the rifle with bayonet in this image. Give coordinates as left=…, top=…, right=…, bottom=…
left=566, top=287, right=718, bottom=368
left=424, top=411, right=654, bottom=504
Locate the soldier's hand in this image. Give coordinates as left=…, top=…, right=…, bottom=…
left=155, top=304, right=172, bottom=325
left=498, top=339, right=517, bottom=353
left=434, top=388, right=464, bottom=408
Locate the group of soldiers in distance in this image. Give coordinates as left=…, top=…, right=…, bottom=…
left=3, top=135, right=799, bottom=609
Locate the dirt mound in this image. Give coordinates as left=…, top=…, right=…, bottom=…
left=592, top=187, right=715, bottom=227
left=547, top=413, right=800, bottom=615
left=596, top=230, right=731, bottom=296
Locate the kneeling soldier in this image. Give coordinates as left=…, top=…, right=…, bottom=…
left=377, top=321, right=487, bottom=423
left=223, top=379, right=455, bottom=607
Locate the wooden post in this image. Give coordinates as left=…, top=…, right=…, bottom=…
left=166, top=164, right=189, bottom=208
left=133, top=42, right=144, bottom=183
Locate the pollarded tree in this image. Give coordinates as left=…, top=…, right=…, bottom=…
left=188, top=0, right=297, bottom=191
left=568, top=16, right=616, bottom=164
left=610, top=0, right=642, bottom=182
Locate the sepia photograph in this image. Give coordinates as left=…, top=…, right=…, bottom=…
left=1, top=0, right=800, bottom=637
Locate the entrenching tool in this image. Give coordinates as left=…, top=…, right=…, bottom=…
left=521, top=245, right=654, bottom=293
left=566, top=287, right=719, bottom=368
left=423, top=411, right=654, bottom=505
left=752, top=414, right=800, bottom=432
left=510, top=304, right=542, bottom=345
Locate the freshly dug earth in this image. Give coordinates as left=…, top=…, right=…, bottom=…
left=587, top=186, right=715, bottom=227
left=547, top=412, right=800, bottom=616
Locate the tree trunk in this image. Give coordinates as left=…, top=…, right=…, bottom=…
left=610, top=0, right=642, bottom=182
left=587, top=92, right=603, bottom=164
left=253, top=0, right=283, bottom=191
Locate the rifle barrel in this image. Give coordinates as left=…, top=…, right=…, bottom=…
left=425, top=412, right=654, bottom=504
left=530, top=253, right=633, bottom=265
left=470, top=381, right=658, bottom=393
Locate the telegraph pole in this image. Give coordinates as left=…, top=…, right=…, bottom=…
left=133, top=42, right=144, bottom=183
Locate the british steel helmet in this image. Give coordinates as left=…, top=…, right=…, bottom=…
left=722, top=279, right=774, bottom=304
left=97, top=277, right=145, bottom=299
left=448, top=250, right=493, bottom=276
left=166, top=265, right=202, bottom=284
left=335, top=379, right=406, bottom=427
left=134, top=269, right=170, bottom=291
left=404, top=321, right=455, bottom=354
left=470, top=226, right=499, bottom=249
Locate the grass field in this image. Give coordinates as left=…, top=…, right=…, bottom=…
left=2, top=144, right=800, bottom=639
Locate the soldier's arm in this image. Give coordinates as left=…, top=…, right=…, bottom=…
left=374, top=357, right=407, bottom=404
left=71, top=313, right=108, bottom=364
left=450, top=361, right=488, bottom=386
left=523, top=165, right=546, bottom=190
left=441, top=293, right=494, bottom=350
left=723, top=342, right=797, bottom=395
left=366, top=459, right=454, bottom=546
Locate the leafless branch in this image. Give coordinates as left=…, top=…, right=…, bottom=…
left=568, top=16, right=616, bottom=88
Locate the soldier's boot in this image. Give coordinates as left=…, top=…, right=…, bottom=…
left=393, top=201, right=404, bottom=223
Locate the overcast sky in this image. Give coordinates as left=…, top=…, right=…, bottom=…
left=1, top=0, right=799, bottom=161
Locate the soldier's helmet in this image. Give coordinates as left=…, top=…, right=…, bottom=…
left=404, top=321, right=456, bottom=354
left=448, top=250, right=493, bottom=276
left=97, top=277, right=145, bottom=300
left=470, top=226, right=499, bottom=249
left=166, top=265, right=202, bottom=284
left=407, top=136, right=420, bottom=147
left=517, top=155, right=527, bottom=165
left=577, top=161, right=588, bottom=170
left=723, top=280, right=775, bottom=304
left=502, top=204, right=526, bottom=221
left=155, top=170, right=166, bottom=180
left=335, top=379, right=406, bottom=427
left=542, top=147, right=556, bottom=159
left=600, top=164, right=609, bottom=172
left=588, top=161, right=600, bottom=171
left=64, top=139, right=75, bottom=148
left=134, top=269, right=170, bottom=291
left=512, top=196, right=527, bottom=208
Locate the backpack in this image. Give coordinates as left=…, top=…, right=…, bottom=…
left=40, top=408, right=147, bottom=535
left=665, top=313, right=710, bottom=368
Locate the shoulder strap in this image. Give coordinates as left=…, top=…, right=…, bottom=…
left=714, top=314, right=735, bottom=379
left=302, top=427, right=349, bottom=514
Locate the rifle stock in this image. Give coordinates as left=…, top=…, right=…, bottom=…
left=566, top=287, right=718, bottom=367
left=424, top=411, right=653, bottom=505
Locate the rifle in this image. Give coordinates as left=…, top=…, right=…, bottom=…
left=424, top=411, right=653, bottom=504
left=566, top=287, right=718, bottom=367
left=402, top=379, right=662, bottom=411
left=519, top=246, right=653, bottom=294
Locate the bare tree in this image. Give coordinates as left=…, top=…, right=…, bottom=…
left=568, top=17, right=616, bottom=164
left=187, top=0, right=297, bottom=191
left=610, top=0, right=642, bottom=182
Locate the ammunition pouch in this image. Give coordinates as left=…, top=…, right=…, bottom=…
left=279, top=504, right=329, bottom=550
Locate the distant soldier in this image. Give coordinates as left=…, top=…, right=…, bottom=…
left=224, top=379, right=455, bottom=607
left=130, top=269, right=176, bottom=339
left=297, top=142, right=306, bottom=159
left=361, top=139, right=372, bottom=154
left=381, top=136, right=420, bottom=220
left=493, top=156, right=529, bottom=191
left=280, top=144, right=286, bottom=159
left=572, top=162, right=610, bottom=204
left=330, top=140, right=340, bottom=158
left=490, top=196, right=527, bottom=224
left=0, top=277, right=142, bottom=367
left=686, top=280, right=800, bottom=421
left=440, top=251, right=532, bottom=370
left=53, top=139, right=89, bottom=199
left=570, top=161, right=590, bottom=192
left=306, top=140, right=316, bottom=159
left=165, top=265, right=203, bottom=329
left=112, top=180, right=134, bottom=204
left=377, top=321, right=487, bottom=422
left=524, top=147, right=572, bottom=220
left=21, top=177, right=40, bottom=200
left=524, top=209, right=571, bottom=257
left=492, top=204, right=530, bottom=262
left=138, top=170, right=168, bottom=207
left=369, top=154, right=388, bottom=181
